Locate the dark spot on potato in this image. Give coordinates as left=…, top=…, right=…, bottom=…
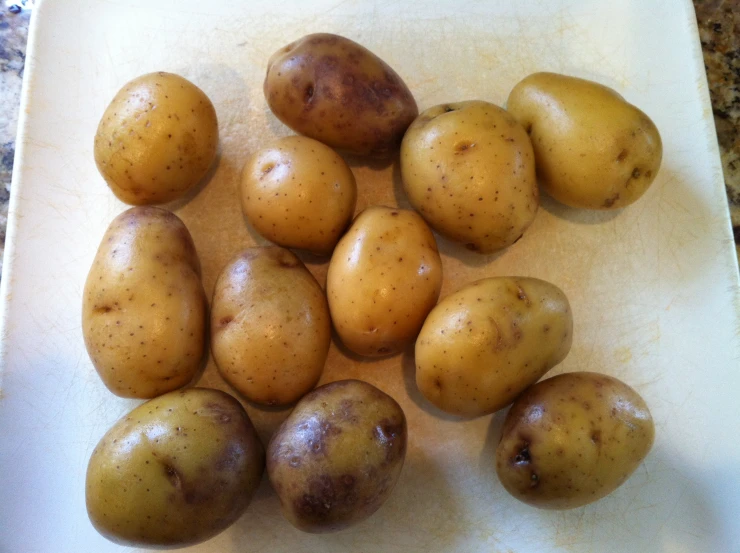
left=645, top=169, right=653, bottom=179
left=433, top=377, right=443, bottom=390
left=513, top=444, right=531, bottom=465
left=631, top=167, right=641, bottom=179
left=276, top=251, right=299, bottom=268
left=219, top=315, right=234, bottom=327
left=603, top=193, right=620, bottom=208
left=455, top=140, right=475, bottom=153
left=304, top=84, right=315, bottom=104
left=591, top=430, right=602, bottom=444
left=465, top=243, right=479, bottom=251
left=94, top=305, right=113, bottom=314
left=261, top=163, right=275, bottom=176
left=164, top=464, right=182, bottom=489
left=530, top=472, right=540, bottom=488
left=617, top=149, right=629, bottom=162
left=525, top=123, right=533, bottom=134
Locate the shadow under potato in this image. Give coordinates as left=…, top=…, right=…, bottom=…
left=538, top=188, right=622, bottom=225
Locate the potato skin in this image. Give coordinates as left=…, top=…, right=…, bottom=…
left=211, top=247, right=331, bottom=406
left=94, top=71, right=218, bottom=205
left=506, top=72, right=662, bottom=209
left=496, top=372, right=655, bottom=509
left=82, top=207, right=206, bottom=398
left=264, top=33, right=418, bottom=156
left=240, top=136, right=357, bottom=255
left=86, top=388, right=265, bottom=548
left=267, top=380, right=407, bottom=533
left=415, top=277, right=572, bottom=417
left=400, top=101, right=538, bottom=253
left=326, top=206, right=443, bottom=357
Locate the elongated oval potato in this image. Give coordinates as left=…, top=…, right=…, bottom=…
left=506, top=72, right=662, bottom=209
left=94, top=71, right=218, bottom=205
left=400, top=100, right=538, bottom=253
left=264, top=33, right=418, bottom=156
left=211, top=247, right=331, bottom=406
left=240, top=135, right=357, bottom=255
left=496, top=372, right=655, bottom=509
left=82, top=207, right=206, bottom=398
left=267, top=379, right=407, bottom=533
left=326, top=206, right=443, bottom=357
left=86, top=388, right=265, bottom=548
left=415, top=277, right=572, bottom=417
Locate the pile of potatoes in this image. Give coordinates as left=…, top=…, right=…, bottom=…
left=83, top=32, right=660, bottom=548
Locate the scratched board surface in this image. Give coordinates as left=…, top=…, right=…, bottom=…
left=1, top=0, right=739, bottom=551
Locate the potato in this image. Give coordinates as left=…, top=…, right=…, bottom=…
left=506, top=72, right=662, bottom=209
left=400, top=100, right=538, bottom=253
left=415, top=277, right=572, bottom=417
left=211, top=247, right=331, bottom=406
left=240, top=136, right=357, bottom=255
left=496, top=372, right=655, bottom=509
left=94, top=71, right=218, bottom=205
left=82, top=207, right=206, bottom=398
left=264, top=33, right=418, bottom=156
left=326, top=206, right=442, bottom=357
left=86, top=388, right=265, bottom=548
left=267, top=379, right=407, bottom=533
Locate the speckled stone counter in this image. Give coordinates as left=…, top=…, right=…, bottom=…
left=0, top=1, right=738, bottom=277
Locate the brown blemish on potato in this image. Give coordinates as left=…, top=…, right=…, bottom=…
left=515, top=285, right=531, bottom=306
left=94, top=305, right=113, bottom=314
left=454, top=140, right=475, bottom=153
left=219, top=315, right=234, bottom=327
left=591, top=430, right=602, bottom=444
left=603, top=193, right=620, bottom=208
left=631, top=167, right=641, bottom=179
left=616, top=149, right=629, bottom=162
left=164, top=463, right=182, bottom=489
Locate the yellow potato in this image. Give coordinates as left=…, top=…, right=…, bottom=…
left=267, top=380, right=407, bottom=533
left=400, top=101, right=538, bottom=253
left=82, top=207, right=206, bottom=398
left=240, top=136, right=357, bottom=255
left=264, top=33, right=418, bottom=156
left=326, top=206, right=443, bottom=357
left=86, top=388, right=265, bottom=548
left=496, top=372, right=655, bottom=509
left=415, top=277, right=572, bottom=417
left=94, top=71, right=218, bottom=205
left=506, top=72, right=662, bottom=209
left=211, top=247, right=331, bottom=406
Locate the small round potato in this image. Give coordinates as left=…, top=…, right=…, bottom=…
left=82, top=207, right=206, bottom=398
left=506, top=72, right=662, bottom=209
left=211, top=247, right=331, bottom=406
left=94, top=71, right=218, bottom=205
left=240, top=136, right=357, bottom=255
left=416, top=277, right=572, bottom=417
left=496, top=372, right=655, bottom=509
left=326, top=206, right=443, bottom=357
left=86, top=388, right=265, bottom=548
left=267, top=380, right=407, bottom=533
left=264, top=33, right=418, bottom=156
left=400, top=100, right=538, bottom=253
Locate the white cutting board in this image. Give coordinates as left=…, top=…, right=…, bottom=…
left=1, top=0, right=739, bottom=552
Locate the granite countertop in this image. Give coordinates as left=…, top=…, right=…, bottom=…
left=0, top=2, right=738, bottom=277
